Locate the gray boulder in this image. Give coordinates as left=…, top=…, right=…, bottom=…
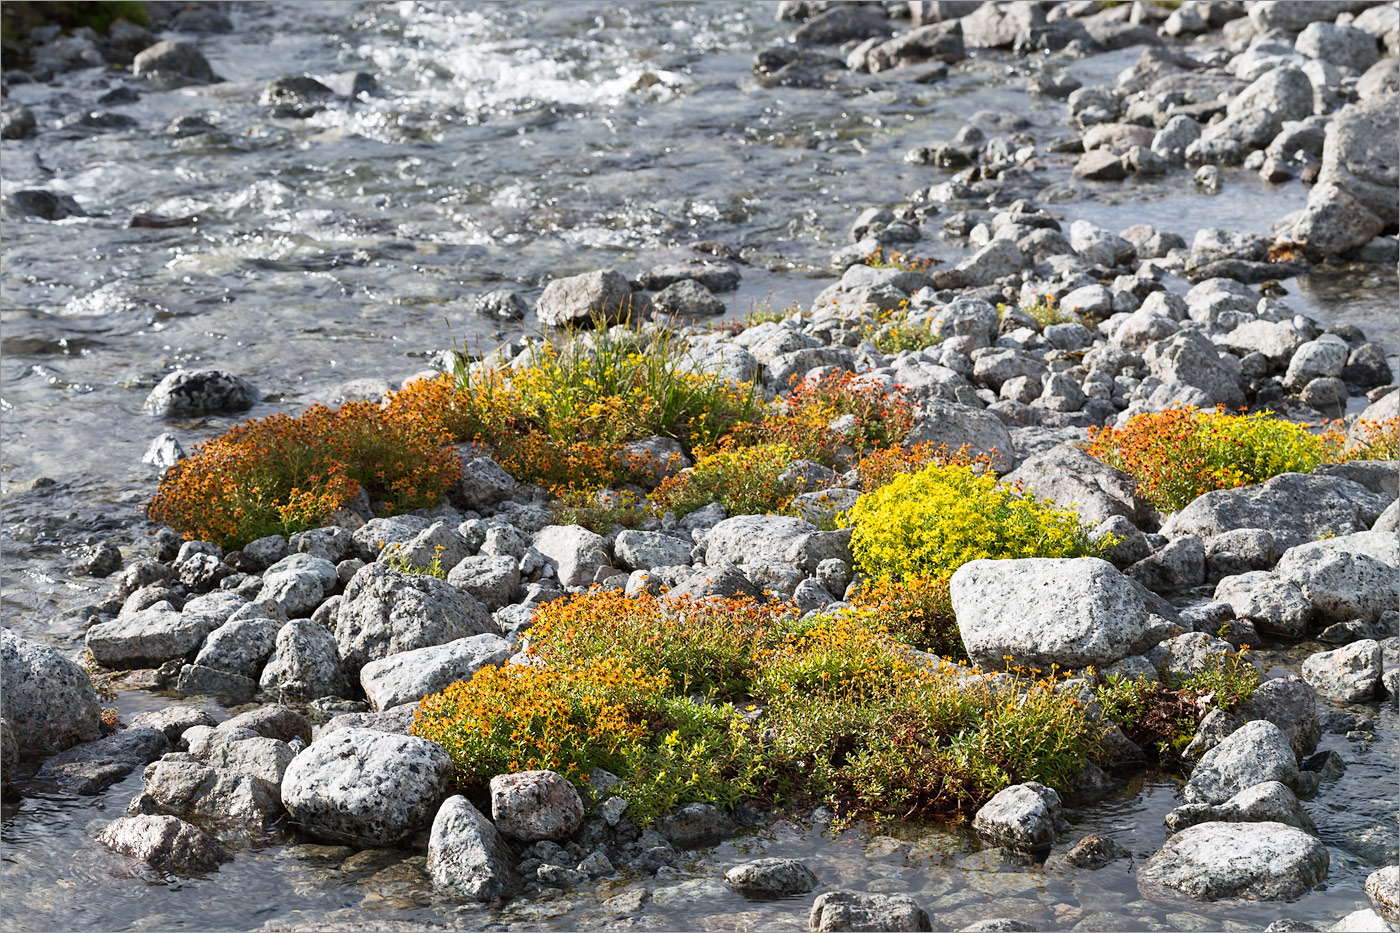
left=281, top=728, right=454, bottom=846
left=452, top=456, right=517, bottom=512
left=255, top=554, right=338, bottom=622
left=335, top=563, right=495, bottom=676
left=445, top=555, right=521, bottom=611
left=139, top=755, right=285, bottom=840
left=1213, top=572, right=1312, bottom=640
left=259, top=619, right=348, bottom=699
left=143, top=370, right=257, bottom=417
left=904, top=399, right=1016, bottom=471
left=1, top=629, right=101, bottom=753
left=490, top=770, right=584, bottom=842
left=1226, top=66, right=1314, bottom=124
left=384, top=521, right=472, bottom=575
left=360, top=633, right=511, bottom=711
left=1004, top=446, right=1147, bottom=526
left=1143, top=330, right=1244, bottom=409
left=1160, top=473, right=1389, bottom=550
left=532, top=525, right=611, bottom=588
left=613, top=530, right=693, bottom=572
left=536, top=269, right=635, bottom=327
left=97, top=814, right=230, bottom=874
left=1238, top=675, right=1320, bottom=760
left=652, top=279, right=724, bottom=316
left=950, top=557, right=1179, bottom=671
left=1181, top=720, right=1302, bottom=806
left=86, top=601, right=224, bottom=669
left=1140, top=821, right=1327, bottom=901
left=193, top=618, right=280, bottom=680
left=129, top=707, right=217, bottom=746
left=1276, top=546, right=1397, bottom=624
left=1301, top=640, right=1383, bottom=704
left=972, top=782, right=1063, bottom=853
left=428, top=795, right=518, bottom=902
left=1317, top=92, right=1398, bottom=225
left=1366, top=865, right=1399, bottom=923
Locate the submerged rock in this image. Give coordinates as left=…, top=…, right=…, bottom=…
left=1139, top=821, right=1328, bottom=901
left=724, top=857, right=817, bottom=898
left=810, top=891, right=932, bottom=932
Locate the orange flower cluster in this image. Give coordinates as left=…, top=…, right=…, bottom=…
left=1086, top=406, right=1344, bottom=512
left=412, top=657, right=665, bottom=788
left=148, top=401, right=459, bottom=548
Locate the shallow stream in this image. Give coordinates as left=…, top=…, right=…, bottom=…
left=1, top=4, right=1396, bottom=930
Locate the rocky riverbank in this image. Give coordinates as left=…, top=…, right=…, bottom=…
left=3, top=2, right=1399, bottom=932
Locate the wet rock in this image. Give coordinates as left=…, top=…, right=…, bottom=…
left=1, top=105, right=37, bottom=140
left=97, top=814, right=230, bottom=874
left=34, top=727, right=168, bottom=795
left=174, top=664, right=257, bottom=701
left=1289, top=183, right=1385, bottom=257
left=1166, top=781, right=1317, bottom=835
left=532, top=525, right=611, bottom=588
left=133, top=40, right=218, bottom=86
left=536, top=268, right=635, bottom=327
left=1182, top=720, right=1302, bottom=806
left=972, top=782, right=1062, bottom=853
left=810, top=891, right=932, bottom=932
left=1301, top=640, right=1383, bottom=704
left=1062, top=834, right=1129, bottom=870
left=335, top=563, right=495, bottom=676
left=143, top=369, right=258, bottom=417
left=656, top=802, right=735, bottom=849
left=428, top=795, right=517, bottom=902
left=139, top=754, right=285, bottom=839
left=130, top=707, right=217, bottom=746
left=951, top=557, right=1179, bottom=671
left=282, top=728, right=453, bottom=846
left=1139, top=821, right=1328, bottom=901
left=1366, top=865, right=1399, bottom=923
left=724, top=857, right=817, bottom=898
left=1, top=629, right=102, bottom=753
left=474, top=289, right=528, bottom=320
left=451, top=456, right=517, bottom=512
left=260, top=74, right=334, bottom=115
left=490, top=770, right=583, bottom=842
left=638, top=259, right=741, bottom=293
left=75, top=541, right=123, bottom=578
left=259, top=619, right=348, bottom=699
left=652, top=279, right=724, bottom=316
left=866, top=20, right=965, bottom=72
left=360, top=633, right=510, bottom=711
left=1160, top=473, right=1389, bottom=551
left=5, top=188, right=84, bottom=220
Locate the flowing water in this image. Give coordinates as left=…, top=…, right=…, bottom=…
left=2, top=3, right=1396, bottom=930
